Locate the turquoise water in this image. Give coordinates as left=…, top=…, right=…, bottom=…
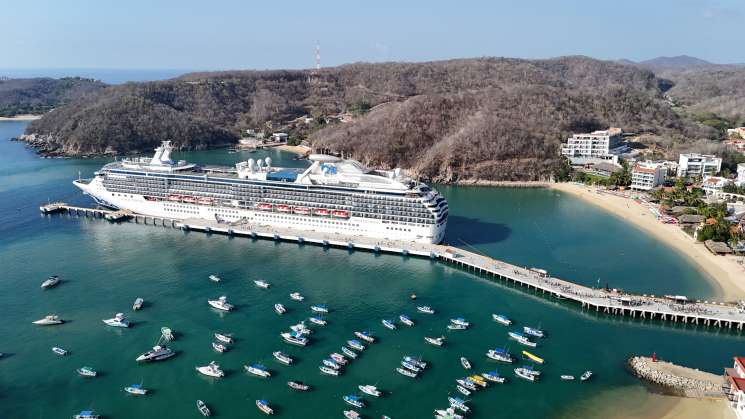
left=0, top=121, right=737, bottom=419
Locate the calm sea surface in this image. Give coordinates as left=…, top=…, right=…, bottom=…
left=0, top=121, right=736, bottom=419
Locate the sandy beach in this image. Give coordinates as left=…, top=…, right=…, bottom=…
left=275, top=144, right=311, bottom=155
left=550, top=182, right=745, bottom=301
left=0, top=114, right=42, bottom=121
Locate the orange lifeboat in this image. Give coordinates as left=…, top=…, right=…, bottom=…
left=276, top=204, right=292, bottom=213
left=293, top=207, right=311, bottom=215
left=168, top=195, right=181, bottom=202
left=182, top=196, right=197, bottom=204
left=257, top=203, right=273, bottom=211
left=313, top=208, right=330, bottom=217
left=331, top=210, right=349, bottom=219
left=198, top=197, right=213, bottom=205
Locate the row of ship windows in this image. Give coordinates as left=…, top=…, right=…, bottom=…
left=165, top=208, right=198, bottom=215
left=254, top=213, right=360, bottom=227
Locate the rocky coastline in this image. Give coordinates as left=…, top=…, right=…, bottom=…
left=627, top=356, right=723, bottom=399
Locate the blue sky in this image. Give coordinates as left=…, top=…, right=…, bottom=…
left=0, top=0, right=742, bottom=70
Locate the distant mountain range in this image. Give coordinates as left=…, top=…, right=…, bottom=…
left=0, top=77, right=106, bottom=117
left=619, top=55, right=744, bottom=72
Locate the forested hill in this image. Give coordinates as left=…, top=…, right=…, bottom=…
left=0, top=77, right=106, bottom=117
left=24, top=56, right=717, bottom=181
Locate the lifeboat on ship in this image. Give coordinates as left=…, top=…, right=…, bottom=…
left=313, top=208, right=330, bottom=217
left=167, top=195, right=181, bottom=202
left=293, top=207, right=311, bottom=215
left=331, top=210, right=350, bottom=219
left=198, top=197, right=213, bottom=205
left=276, top=204, right=292, bottom=213
left=182, top=196, right=197, bottom=204
left=144, top=196, right=157, bottom=202
left=257, top=203, right=273, bottom=211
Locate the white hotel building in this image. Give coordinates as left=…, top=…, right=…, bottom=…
left=560, top=129, right=625, bottom=166
left=725, top=357, right=745, bottom=419
left=630, top=161, right=666, bottom=191
left=677, top=153, right=722, bottom=178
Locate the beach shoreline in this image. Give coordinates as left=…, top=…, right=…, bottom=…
left=0, top=114, right=42, bottom=121
left=274, top=144, right=311, bottom=155
left=549, top=182, right=745, bottom=301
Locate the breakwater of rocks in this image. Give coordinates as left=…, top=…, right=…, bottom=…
left=627, top=356, right=723, bottom=398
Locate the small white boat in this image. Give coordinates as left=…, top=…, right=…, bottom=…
left=330, top=353, right=347, bottom=365
left=435, top=407, right=463, bottom=419
left=460, top=357, right=471, bottom=369
left=447, top=323, right=467, bottom=330
left=196, top=361, right=224, bottom=378
left=124, top=384, right=148, bottom=395
left=508, top=331, right=537, bottom=348
left=132, top=298, right=144, bottom=310
left=382, top=319, right=396, bottom=330
left=197, top=400, right=211, bottom=417
left=310, top=304, right=328, bottom=313
left=341, top=346, right=358, bottom=358
left=33, top=314, right=63, bottom=325
left=323, top=358, right=341, bottom=370
left=245, top=363, right=271, bottom=378
left=41, top=275, right=60, bottom=289
left=103, top=313, right=130, bottom=328
left=214, top=333, right=233, bottom=344
left=290, top=292, right=304, bottom=301
left=417, top=306, right=435, bottom=314
left=319, top=365, right=339, bottom=376
left=207, top=296, right=233, bottom=311
left=212, top=342, right=228, bottom=353
left=492, top=313, right=512, bottom=325
left=403, top=356, right=427, bottom=369
left=354, top=331, right=375, bottom=343
left=290, top=321, right=311, bottom=335
left=52, top=346, right=68, bottom=356
left=456, top=384, right=471, bottom=396
left=514, top=367, right=537, bottom=382
left=136, top=345, right=175, bottom=362
left=450, top=318, right=470, bottom=327
left=401, top=361, right=421, bottom=373
left=344, top=410, right=361, bottom=419
left=486, top=348, right=513, bottom=363
left=256, top=400, right=273, bottom=415
left=456, top=378, right=476, bottom=391
left=73, top=410, right=100, bottom=419
left=523, top=325, right=545, bottom=338
left=347, top=339, right=365, bottom=351
left=254, top=280, right=270, bottom=289
left=359, top=384, right=381, bottom=397
left=448, top=397, right=470, bottom=413
left=580, top=370, right=593, bottom=381
left=208, top=274, right=221, bottom=283
left=425, top=336, right=445, bottom=347
left=281, top=332, right=308, bottom=346
left=287, top=381, right=310, bottom=391
left=77, top=366, right=97, bottom=377
left=343, top=394, right=365, bottom=408
left=309, top=316, right=327, bottom=326
left=482, top=371, right=505, bottom=383
left=396, top=367, right=417, bottom=378
left=561, top=375, right=575, bottom=381
left=273, top=351, right=293, bottom=365
left=399, top=315, right=414, bottom=326
left=274, top=303, right=286, bottom=315
left=161, top=327, right=174, bottom=341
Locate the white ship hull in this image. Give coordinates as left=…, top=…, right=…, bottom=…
left=75, top=177, right=447, bottom=244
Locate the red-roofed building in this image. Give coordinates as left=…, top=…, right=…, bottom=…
left=724, top=357, right=745, bottom=418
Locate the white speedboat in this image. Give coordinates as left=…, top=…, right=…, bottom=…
left=460, top=357, right=471, bottom=369
left=319, top=365, right=339, bottom=376
left=435, top=407, right=463, bottom=419
left=359, top=384, right=381, bottom=397
left=417, top=306, right=435, bottom=314
left=580, top=370, right=593, bottom=381
left=448, top=397, right=470, bottom=413
left=456, top=384, right=471, bottom=396
left=196, top=361, right=224, bottom=378
left=208, top=296, right=233, bottom=311
left=401, top=361, right=421, bottom=373
left=347, top=340, right=365, bottom=351
left=208, top=274, right=221, bottom=283
left=343, top=395, right=365, bottom=408
left=290, top=292, right=304, bottom=301
left=492, top=313, right=512, bottom=325
left=399, top=315, right=414, bottom=326
left=274, top=303, right=286, bottom=315
left=482, top=371, right=505, bottom=383
left=281, top=332, right=308, bottom=346
left=161, top=327, right=174, bottom=341
left=245, top=363, right=271, bottom=378
left=214, top=333, right=233, bottom=344
left=136, top=345, right=175, bottom=362
left=486, top=348, right=513, bottom=363
left=382, top=319, right=396, bottom=330
left=254, top=280, right=270, bottom=289
left=309, top=316, right=327, bottom=326
left=514, top=367, right=537, bottom=382
left=354, top=331, right=375, bottom=343
left=77, top=366, right=97, bottom=377
left=103, top=313, right=130, bottom=328
left=310, top=304, right=328, bottom=313
left=450, top=318, right=470, bottom=327
left=212, top=342, right=228, bottom=353
left=73, top=410, right=100, bottom=419
left=33, top=314, right=63, bottom=325
left=124, top=384, right=148, bottom=395
left=256, top=399, right=273, bottom=415
left=344, top=410, right=361, bottom=419
left=561, top=375, right=575, bottom=381
left=425, top=336, right=444, bottom=347
left=323, top=358, right=341, bottom=370
left=330, top=353, right=347, bottom=365
left=132, top=298, right=144, bottom=310
left=41, top=275, right=60, bottom=289
left=290, top=321, right=311, bottom=335
left=456, top=378, right=476, bottom=391
left=273, top=351, right=293, bottom=365
left=508, top=331, right=537, bottom=347
left=447, top=323, right=467, bottom=330
left=197, top=400, right=211, bottom=417
left=287, top=381, right=310, bottom=391
left=341, top=346, right=358, bottom=359
left=403, top=356, right=427, bottom=369
left=523, top=325, right=545, bottom=338
left=52, top=346, right=68, bottom=356
left=396, top=367, right=417, bottom=378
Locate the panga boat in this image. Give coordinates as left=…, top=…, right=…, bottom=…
left=468, top=375, right=487, bottom=387
left=341, top=346, right=358, bottom=358
left=214, top=333, right=233, bottom=344
left=311, top=304, right=328, bottom=313
left=522, top=350, right=545, bottom=364
left=347, top=339, right=365, bottom=351
left=580, top=370, right=593, bottom=381
left=417, top=306, right=435, bottom=314
left=448, top=397, right=470, bottom=413
left=254, top=280, right=270, bottom=288
left=492, top=313, right=512, bottom=325
left=359, top=384, right=381, bottom=397
left=561, top=375, right=575, bottom=381
left=73, top=410, right=100, bottom=419
left=343, top=394, right=365, bottom=408
left=274, top=303, right=286, bottom=315
left=256, top=399, right=273, bottom=415
left=399, top=315, right=414, bottom=326
left=124, top=384, right=148, bottom=395
left=212, top=342, right=228, bottom=353
left=450, top=318, right=470, bottom=327
left=136, top=345, right=175, bottom=362
left=344, top=410, right=361, bottom=419
left=77, top=366, right=97, bottom=377
left=281, top=332, right=308, bottom=346
left=508, top=331, right=537, bottom=347
left=396, top=367, right=417, bottom=378
left=435, top=407, right=464, bottom=419
left=290, top=292, right=304, bottom=301
left=382, top=319, right=396, bottom=330
left=245, top=363, right=271, bottom=377
left=514, top=367, right=538, bottom=382
left=354, top=331, right=375, bottom=343
left=456, top=378, right=476, bottom=391
left=33, top=314, right=63, bottom=325
left=273, top=351, right=293, bottom=365
left=319, top=365, right=339, bottom=376
left=196, top=361, right=224, bottom=378
left=460, top=357, right=471, bottom=369
left=197, top=400, right=211, bottom=417
left=482, top=371, right=505, bottom=383
left=523, top=325, right=545, bottom=338
left=401, top=361, right=421, bottom=373
left=208, top=274, right=221, bottom=283
left=330, top=353, right=347, bottom=364
left=323, top=358, right=341, bottom=370
left=41, top=275, right=60, bottom=289
left=161, top=327, right=174, bottom=341
left=456, top=385, right=471, bottom=396
left=132, top=297, right=144, bottom=310
left=403, top=356, right=428, bottom=369
left=52, top=346, right=68, bottom=356
left=309, top=316, right=327, bottom=326
left=486, top=348, right=513, bottom=363
left=447, top=323, right=467, bottom=330
left=208, top=296, right=233, bottom=311
left=425, top=336, right=445, bottom=347
left=287, top=381, right=310, bottom=391
left=103, top=313, right=130, bottom=328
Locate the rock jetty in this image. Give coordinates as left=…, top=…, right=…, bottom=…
left=627, top=356, right=723, bottom=398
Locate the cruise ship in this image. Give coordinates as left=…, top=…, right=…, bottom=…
left=74, top=141, right=448, bottom=243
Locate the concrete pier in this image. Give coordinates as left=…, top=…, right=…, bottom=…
left=40, top=204, right=745, bottom=331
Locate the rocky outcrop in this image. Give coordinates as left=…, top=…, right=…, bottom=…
left=628, top=356, right=723, bottom=398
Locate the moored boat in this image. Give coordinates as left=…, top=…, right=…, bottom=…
left=396, top=367, right=417, bottom=378
left=417, top=306, right=435, bottom=314
left=468, top=375, right=487, bottom=387
left=212, top=342, right=228, bottom=353
left=73, top=410, right=100, bottom=419
left=197, top=400, right=211, bottom=417
left=580, top=370, right=593, bottom=381
left=103, top=313, right=130, bottom=328
left=196, top=361, right=224, bottom=378
left=256, top=399, right=274, bottom=415
left=343, top=410, right=361, bottom=419
left=561, top=375, right=575, bottom=381
left=492, top=313, right=512, bottom=325
left=460, top=357, right=471, bottom=369
left=424, top=336, right=445, bottom=347
left=52, top=346, right=68, bottom=356
left=281, top=332, right=308, bottom=346
left=273, top=351, right=293, bottom=365
left=403, top=356, right=427, bottom=369
left=33, top=314, right=63, bottom=325
left=136, top=345, right=175, bottom=362
left=482, top=371, right=505, bottom=383
left=382, top=319, right=396, bottom=330
left=309, top=316, right=327, bottom=326
left=287, top=380, right=310, bottom=391
left=124, top=384, right=148, bottom=395
left=254, top=280, right=271, bottom=289
left=290, top=292, right=304, bottom=301
left=208, top=274, right=221, bottom=283
left=77, top=366, right=97, bottom=377
left=523, top=325, right=545, bottom=338
left=161, top=327, right=174, bottom=341
left=341, top=346, right=358, bottom=358
left=214, top=333, right=233, bottom=344
left=343, top=394, right=365, bottom=408
left=347, top=339, right=365, bottom=351
left=514, top=367, right=537, bottom=382
left=311, top=304, right=328, bottom=313
left=450, top=317, right=470, bottom=327
left=448, top=397, right=470, bottom=413
left=401, top=361, right=421, bottom=373
left=207, top=296, right=233, bottom=311
left=508, top=331, right=537, bottom=347
left=132, top=297, right=144, bottom=310
left=354, top=331, right=375, bottom=343
left=274, top=303, right=286, bottom=315
left=435, top=407, right=463, bottom=419
left=245, top=363, right=271, bottom=378
left=330, top=353, right=347, bottom=364
left=399, top=315, right=414, bottom=326
left=486, top=348, right=513, bottom=363
left=359, top=384, right=381, bottom=397
left=456, top=385, right=471, bottom=396
left=319, top=365, right=339, bottom=376
left=41, top=275, right=60, bottom=289
left=323, top=358, right=341, bottom=370
left=456, top=378, right=476, bottom=391
left=447, top=323, right=467, bottom=330
left=522, top=350, right=544, bottom=364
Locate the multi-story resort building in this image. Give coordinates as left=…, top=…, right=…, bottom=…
left=725, top=357, right=745, bottom=419
left=677, top=153, right=722, bottom=178
left=738, top=163, right=745, bottom=187
left=702, top=176, right=732, bottom=195
left=74, top=142, right=449, bottom=244
left=560, top=128, right=626, bottom=166
left=630, top=161, right=666, bottom=191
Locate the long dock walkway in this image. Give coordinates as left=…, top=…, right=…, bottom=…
left=41, top=203, right=745, bottom=331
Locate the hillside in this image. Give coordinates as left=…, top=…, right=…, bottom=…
left=24, top=56, right=717, bottom=180
left=0, top=77, right=106, bottom=117
left=632, top=55, right=716, bottom=72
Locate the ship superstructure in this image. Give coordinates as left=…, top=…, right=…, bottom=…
left=74, top=141, right=448, bottom=243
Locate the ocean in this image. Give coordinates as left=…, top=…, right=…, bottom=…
left=0, top=121, right=736, bottom=419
